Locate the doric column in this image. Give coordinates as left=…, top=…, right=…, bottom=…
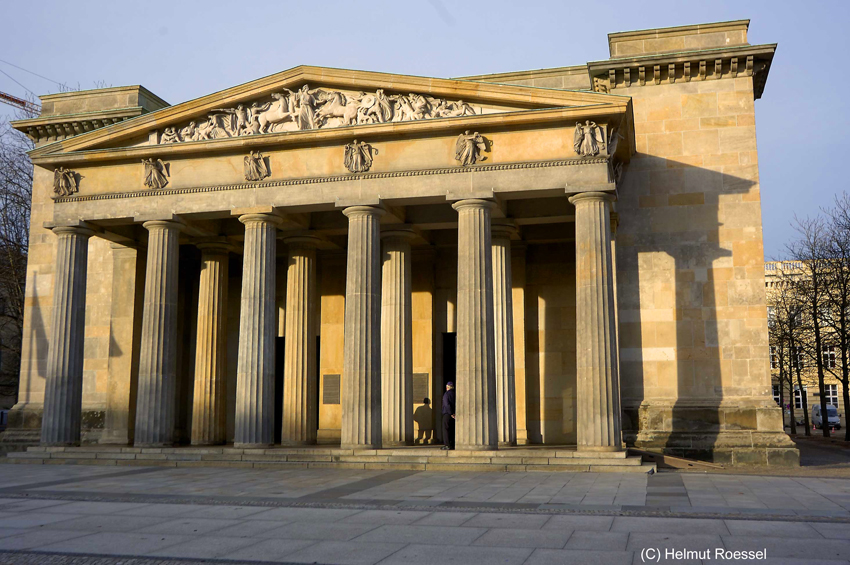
left=452, top=199, right=498, bottom=450
left=190, top=240, right=230, bottom=445
left=341, top=206, right=385, bottom=449
left=491, top=222, right=517, bottom=447
left=41, top=225, right=94, bottom=446
left=134, top=220, right=183, bottom=447
left=234, top=213, right=282, bottom=448
left=281, top=236, right=319, bottom=445
left=381, top=229, right=415, bottom=447
left=569, top=192, right=622, bottom=451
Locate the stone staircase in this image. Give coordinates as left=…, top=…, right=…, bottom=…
left=4, top=445, right=655, bottom=473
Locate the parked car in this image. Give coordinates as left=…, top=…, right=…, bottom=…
left=812, top=403, right=842, bottom=430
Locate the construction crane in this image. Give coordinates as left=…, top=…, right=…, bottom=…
left=0, top=90, right=41, bottom=115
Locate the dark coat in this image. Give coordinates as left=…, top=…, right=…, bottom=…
left=442, top=388, right=456, bottom=416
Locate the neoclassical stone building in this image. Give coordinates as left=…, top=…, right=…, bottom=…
left=4, top=19, right=798, bottom=465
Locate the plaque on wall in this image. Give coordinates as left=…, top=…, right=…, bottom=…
left=323, top=374, right=341, bottom=404
left=413, top=373, right=430, bottom=403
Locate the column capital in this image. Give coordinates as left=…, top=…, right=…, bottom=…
left=381, top=228, right=416, bottom=241
left=239, top=213, right=284, bottom=227
left=491, top=221, right=518, bottom=240
left=343, top=205, right=385, bottom=219
left=568, top=191, right=616, bottom=206
left=195, top=237, right=232, bottom=254
left=51, top=225, right=95, bottom=238
left=452, top=198, right=496, bottom=212
left=142, top=219, right=185, bottom=232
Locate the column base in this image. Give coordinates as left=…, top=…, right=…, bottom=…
left=98, top=430, right=132, bottom=445
left=456, top=443, right=498, bottom=451
left=498, top=441, right=517, bottom=448
left=134, top=442, right=175, bottom=448
left=382, top=440, right=413, bottom=448
left=341, top=443, right=381, bottom=450
left=41, top=441, right=81, bottom=448
left=280, top=440, right=317, bottom=447
left=577, top=445, right=624, bottom=452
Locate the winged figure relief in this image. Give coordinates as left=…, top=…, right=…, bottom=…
left=455, top=131, right=487, bottom=166
left=53, top=167, right=78, bottom=197
left=143, top=158, right=169, bottom=189
left=344, top=139, right=377, bottom=173
left=573, top=121, right=604, bottom=157
left=244, top=151, right=270, bottom=182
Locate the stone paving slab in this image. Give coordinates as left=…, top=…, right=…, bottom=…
left=0, top=463, right=849, bottom=563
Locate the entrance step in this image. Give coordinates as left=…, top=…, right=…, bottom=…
left=5, top=445, right=655, bottom=473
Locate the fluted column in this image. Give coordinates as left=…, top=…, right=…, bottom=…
left=190, top=240, right=230, bottom=445
left=134, top=220, right=183, bottom=447
left=41, top=225, right=94, bottom=446
left=341, top=206, right=385, bottom=449
left=235, top=214, right=282, bottom=448
left=381, top=229, right=415, bottom=447
left=569, top=192, right=622, bottom=451
left=452, top=199, right=498, bottom=450
left=491, top=222, right=517, bottom=447
left=281, top=236, right=319, bottom=445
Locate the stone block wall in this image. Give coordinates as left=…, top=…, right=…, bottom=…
left=612, top=68, right=793, bottom=464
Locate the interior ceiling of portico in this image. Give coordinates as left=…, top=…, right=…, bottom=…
left=98, top=199, right=580, bottom=251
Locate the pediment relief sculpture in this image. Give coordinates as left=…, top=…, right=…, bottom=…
left=244, top=151, right=270, bottom=182
left=344, top=140, right=377, bottom=173
left=156, top=85, right=481, bottom=144
left=143, top=158, right=169, bottom=189
left=574, top=121, right=604, bottom=158
left=455, top=131, right=488, bottom=166
left=53, top=167, right=79, bottom=197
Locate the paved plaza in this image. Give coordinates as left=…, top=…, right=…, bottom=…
left=0, top=465, right=847, bottom=564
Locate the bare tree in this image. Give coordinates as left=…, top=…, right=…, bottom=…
left=822, top=193, right=850, bottom=441
left=769, top=266, right=810, bottom=435
left=788, top=216, right=833, bottom=437
left=0, top=103, right=36, bottom=404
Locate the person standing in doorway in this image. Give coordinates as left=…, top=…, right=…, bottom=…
left=441, top=382, right=456, bottom=450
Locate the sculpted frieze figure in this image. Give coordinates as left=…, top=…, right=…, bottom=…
left=156, top=85, right=481, bottom=144
left=455, top=131, right=488, bottom=166
left=244, top=151, right=270, bottom=182
left=160, top=127, right=180, bottom=144
left=53, top=167, right=78, bottom=197
left=344, top=139, right=377, bottom=173
left=573, top=121, right=604, bottom=157
left=143, top=158, right=169, bottom=189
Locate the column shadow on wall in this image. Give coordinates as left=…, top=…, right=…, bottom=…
left=525, top=242, right=577, bottom=445
left=618, top=157, right=757, bottom=463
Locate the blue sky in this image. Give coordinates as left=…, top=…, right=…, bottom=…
left=1, top=0, right=846, bottom=259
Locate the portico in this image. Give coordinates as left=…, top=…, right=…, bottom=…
left=18, top=67, right=630, bottom=454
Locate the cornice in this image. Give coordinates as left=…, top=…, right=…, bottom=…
left=586, top=43, right=777, bottom=100
left=51, top=156, right=609, bottom=204
left=12, top=107, right=149, bottom=146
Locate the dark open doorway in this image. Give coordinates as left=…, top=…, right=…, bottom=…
left=442, top=332, right=456, bottom=389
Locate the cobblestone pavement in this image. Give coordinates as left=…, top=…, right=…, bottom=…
left=0, top=465, right=848, bottom=564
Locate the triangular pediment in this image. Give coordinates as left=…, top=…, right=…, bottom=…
left=29, top=65, right=630, bottom=159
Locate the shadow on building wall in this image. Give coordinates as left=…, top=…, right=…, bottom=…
left=618, top=157, right=759, bottom=462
